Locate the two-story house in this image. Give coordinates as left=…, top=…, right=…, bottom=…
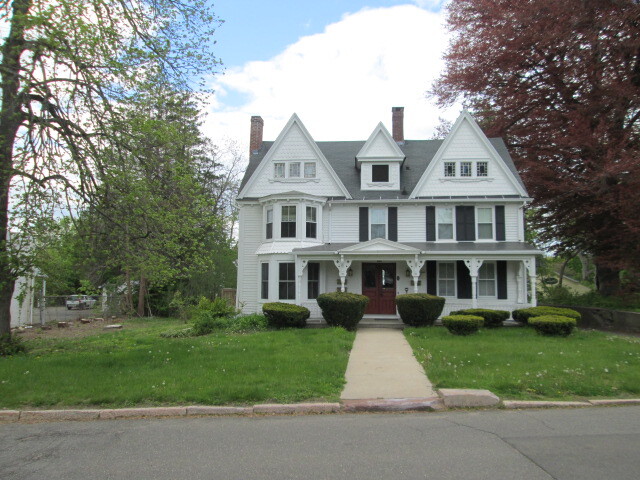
left=236, top=108, right=541, bottom=323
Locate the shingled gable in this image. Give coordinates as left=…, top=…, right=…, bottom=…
left=237, top=113, right=351, bottom=200
left=409, top=111, right=529, bottom=199
left=355, top=122, right=405, bottom=162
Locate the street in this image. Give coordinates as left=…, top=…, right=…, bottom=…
left=2, top=406, right=640, bottom=479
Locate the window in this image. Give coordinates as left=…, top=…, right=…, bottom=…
left=370, top=207, right=386, bottom=239
left=274, top=163, right=285, bottom=178
left=261, top=263, right=269, bottom=299
left=279, top=263, right=295, bottom=300
left=306, top=206, right=317, bottom=238
left=372, top=164, right=389, bottom=182
left=438, top=262, right=456, bottom=297
left=477, top=207, right=493, bottom=239
left=478, top=262, right=496, bottom=297
left=289, top=162, right=301, bottom=178
left=477, top=162, right=488, bottom=177
left=281, top=205, right=296, bottom=238
left=460, top=162, right=472, bottom=177
left=444, top=162, right=456, bottom=177
left=265, top=208, right=273, bottom=239
left=307, top=262, right=320, bottom=299
left=437, top=207, right=454, bottom=240
left=304, top=162, right=316, bottom=178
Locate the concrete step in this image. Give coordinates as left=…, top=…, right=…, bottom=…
left=358, top=318, right=405, bottom=329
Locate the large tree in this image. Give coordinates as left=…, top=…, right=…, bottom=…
left=431, top=0, right=640, bottom=295
left=0, top=0, right=221, bottom=334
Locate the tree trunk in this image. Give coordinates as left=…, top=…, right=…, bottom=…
left=558, top=253, right=577, bottom=288
left=124, top=267, right=134, bottom=315
left=578, top=253, right=593, bottom=282
left=595, top=262, right=621, bottom=296
left=137, top=275, right=147, bottom=317
left=0, top=276, right=16, bottom=335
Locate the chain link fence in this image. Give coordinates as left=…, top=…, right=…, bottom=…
left=29, top=295, right=126, bottom=325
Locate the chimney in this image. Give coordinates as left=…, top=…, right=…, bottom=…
left=392, top=107, right=404, bottom=145
left=250, top=116, right=264, bottom=154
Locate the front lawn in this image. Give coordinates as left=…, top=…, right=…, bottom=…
left=405, top=326, right=640, bottom=400
left=0, top=318, right=355, bottom=409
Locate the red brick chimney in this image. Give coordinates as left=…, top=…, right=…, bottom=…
left=392, top=107, right=404, bottom=145
left=250, top=116, right=264, bottom=154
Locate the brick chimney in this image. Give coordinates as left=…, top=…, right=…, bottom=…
left=250, top=116, right=264, bottom=154
left=392, top=107, right=404, bottom=145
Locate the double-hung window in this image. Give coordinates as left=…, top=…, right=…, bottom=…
left=477, top=207, right=493, bottom=239
left=261, top=263, right=269, bottom=299
left=281, top=206, right=296, bottom=238
left=265, top=208, right=273, bottom=239
left=306, top=206, right=317, bottom=238
left=304, top=162, right=316, bottom=178
left=370, top=207, right=386, bottom=239
left=307, top=262, right=320, bottom=299
left=437, top=207, right=454, bottom=240
left=279, top=263, right=295, bottom=300
left=438, top=262, right=456, bottom=297
left=478, top=262, right=496, bottom=297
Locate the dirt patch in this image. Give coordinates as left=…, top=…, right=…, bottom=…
left=13, top=317, right=144, bottom=340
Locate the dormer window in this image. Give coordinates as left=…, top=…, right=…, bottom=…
left=289, top=162, right=301, bottom=178
left=274, top=163, right=285, bottom=178
left=372, top=164, right=389, bottom=182
left=304, top=162, right=316, bottom=178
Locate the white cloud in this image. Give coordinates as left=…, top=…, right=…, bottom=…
left=204, top=4, right=457, bottom=154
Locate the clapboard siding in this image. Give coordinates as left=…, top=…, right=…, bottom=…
left=331, top=205, right=360, bottom=242
left=236, top=205, right=262, bottom=313
left=397, top=205, right=425, bottom=242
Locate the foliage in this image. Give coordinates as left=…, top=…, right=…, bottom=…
left=0, top=334, right=27, bottom=356
left=405, top=326, right=640, bottom=400
left=442, top=315, right=484, bottom=336
left=540, top=286, right=640, bottom=312
left=316, top=292, right=369, bottom=331
left=432, top=0, right=640, bottom=295
left=191, top=297, right=238, bottom=336
left=395, top=293, right=445, bottom=326
left=529, top=315, right=577, bottom=337
left=262, top=303, right=310, bottom=329
left=512, top=306, right=581, bottom=325
left=450, top=308, right=510, bottom=328
left=159, top=327, right=195, bottom=338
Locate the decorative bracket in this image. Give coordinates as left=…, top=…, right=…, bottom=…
left=463, top=258, right=484, bottom=277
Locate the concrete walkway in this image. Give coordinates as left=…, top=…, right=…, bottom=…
left=341, top=328, right=436, bottom=400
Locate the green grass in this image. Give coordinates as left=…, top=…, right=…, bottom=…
left=405, top=326, right=640, bottom=400
left=0, top=318, right=355, bottom=409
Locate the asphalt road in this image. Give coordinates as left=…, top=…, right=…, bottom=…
left=2, top=406, right=640, bottom=480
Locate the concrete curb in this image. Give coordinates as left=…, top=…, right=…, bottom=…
left=342, top=397, right=443, bottom=412
left=503, top=398, right=640, bottom=409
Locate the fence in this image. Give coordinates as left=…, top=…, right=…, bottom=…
left=28, top=295, right=126, bottom=325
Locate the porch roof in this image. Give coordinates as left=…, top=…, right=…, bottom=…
left=292, top=241, right=542, bottom=256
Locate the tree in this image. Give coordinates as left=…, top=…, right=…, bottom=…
left=0, top=0, right=221, bottom=334
left=431, top=0, right=640, bottom=295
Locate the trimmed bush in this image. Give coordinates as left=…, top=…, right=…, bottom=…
left=450, top=308, right=510, bottom=328
left=442, top=315, right=484, bottom=335
left=395, top=293, right=445, bottom=326
left=512, top=306, right=581, bottom=324
left=316, top=292, right=369, bottom=331
left=529, top=315, right=577, bottom=337
left=262, top=303, right=310, bottom=329
left=442, top=315, right=484, bottom=336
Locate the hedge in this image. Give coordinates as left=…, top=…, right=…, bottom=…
left=512, top=306, right=581, bottom=324
left=316, top=292, right=369, bottom=331
left=450, top=308, right=510, bottom=328
left=442, top=315, right=484, bottom=336
left=395, top=293, right=445, bottom=326
left=262, top=302, right=310, bottom=329
left=529, top=315, right=577, bottom=337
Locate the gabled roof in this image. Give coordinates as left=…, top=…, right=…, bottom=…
left=356, top=122, right=405, bottom=162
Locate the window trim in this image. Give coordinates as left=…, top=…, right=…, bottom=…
left=478, top=261, right=497, bottom=298
left=460, top=161, right=472, bottom=177
left=444, top=162, right=456, bottom=177
left=278, top=262, right=296, bottom=300
left=274, top=163, right=285, bottom=178
left=476, top=206, right=494, bottom=240
left=476, top=161, right=488, bottom=177
left=261, top=263, right=269, bottom=300
left=265, top=207, right=273, bottom=240
left=371, top=164, right=390, bottom=183
left=289, top=162, right=301, bottom=178
left=369, top=206, right=387, bottom=240
left=437, top=261, right=457, bottom=298
left=305, top=206, right=317, bottom=239
left=436, top=206, right=455, bottom=241
left=280, top=205, right=297, bottom=238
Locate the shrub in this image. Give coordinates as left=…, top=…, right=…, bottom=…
left=316, top=292, right=369, bottom=331
left=226, top=314, right=268, bottom=333
left=191, top=297, right=238, bottom=336
left=442, top=315, right=484, bottom=336
left=0, top=334, right=27, bottom=356
left=262, top=303, right=310, bottom=329
left=395, top=293, right=445, bottom=326
left=450, top=308, right=509, bottom=328
left=529, top=315, right=577, bottom=337
left=160, top=327, right=195, bottom=338
left=512, top=306, right=581, bottom=324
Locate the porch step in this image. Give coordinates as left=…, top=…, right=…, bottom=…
left=358, top=318, right=405, bottom=329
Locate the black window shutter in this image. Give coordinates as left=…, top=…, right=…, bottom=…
left=495, top=206, right=506, bottom=241
left=456, top=206, right=475, bottom=241
left=425, top=206, right=435, bottom=241
left=388, top=207, right=397, bottom=241
left=359, top=207, right=369, bottom=242
left=456, top=261, right=472, bottom=299
left=497, top=261, right=508, bottom=299
left=426, top=261, right=437, bottom=295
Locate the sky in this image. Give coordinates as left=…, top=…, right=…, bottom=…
left=204, top=0, right=458, bottom=155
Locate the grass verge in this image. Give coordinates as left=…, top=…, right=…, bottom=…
left=0, top=318, right=355, bottom=409
left=405, top=326, right=640, bottom=400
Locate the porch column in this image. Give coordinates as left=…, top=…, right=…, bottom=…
left=516, top=261, right=524, bottom=304
left=295, top=258, right=308, bottom=304
left=333, top=255, right=352, bottom=293
left=406, top=255, right=425, bottom=293
left=464, top=258, right=484, bottom=309
left=523, top=258, right=537, bottom=306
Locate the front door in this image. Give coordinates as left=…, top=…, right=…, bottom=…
left=362, top=263, right=397, bottom=314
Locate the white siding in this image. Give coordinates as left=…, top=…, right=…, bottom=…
left=397, top=205, right=424, bottom=242
left=360, top=162, right=401, bottom=191
left=505, top=204, right=520, bottom=241
left=331, top=205, right=359, bottom=243
left=236, top=205, right=262, bottom=313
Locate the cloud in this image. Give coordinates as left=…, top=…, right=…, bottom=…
left=204, top=4, right=457, bottom=154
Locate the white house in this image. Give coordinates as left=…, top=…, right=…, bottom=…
left=236, top=108, right=541, bottom=323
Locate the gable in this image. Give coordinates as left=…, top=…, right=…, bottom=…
left=356, top=123, right=405, bottom=161
left=409, top=112, right=528, bottom=199
left=238, top=114, right=351, bottom=199
left=340, top=238, right=420, bottom=254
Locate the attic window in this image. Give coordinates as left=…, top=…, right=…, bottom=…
left=304, top=162, right=316, bottom=178
left=274, top=163, right=285, bottom=178
left=460, top=162, right=472, bottom=177
left=477, top=162, right=488, bottom=177
left=372, top=164, right=389, bottom=182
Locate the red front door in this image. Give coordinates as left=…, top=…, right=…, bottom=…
left=362, top=263, right=397, bottom=314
